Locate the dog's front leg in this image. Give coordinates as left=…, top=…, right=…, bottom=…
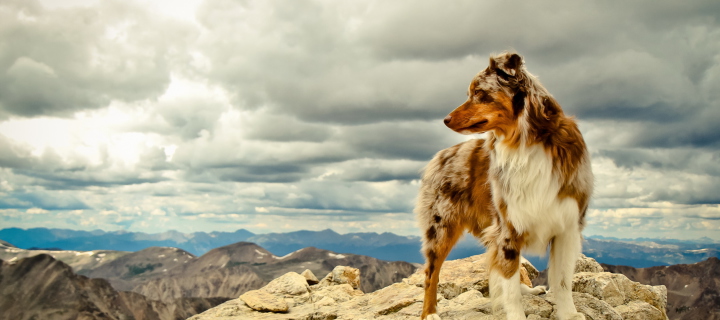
left=487, top=232, right=526, bottom=320
left=548, top=230, right=585, bottom=320
left=490, top=266, right=525, bottom=319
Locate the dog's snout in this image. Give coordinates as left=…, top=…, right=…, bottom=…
left=443, top=115, right=452, bottom=125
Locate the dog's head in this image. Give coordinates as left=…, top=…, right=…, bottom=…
left=444, top=52, right=534, bottom=137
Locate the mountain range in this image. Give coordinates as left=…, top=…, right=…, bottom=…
left=3, top=228, right=720, bottom=319
left=0, top=239, right=418, bottom=320
left=0, top=239, right=417, bottom=297
left=603, top=257, right=720, bottom=320
left=1, top=227, right=718, bottom=268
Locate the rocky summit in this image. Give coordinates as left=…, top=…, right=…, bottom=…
left=189, top=254, right=669, bottom=320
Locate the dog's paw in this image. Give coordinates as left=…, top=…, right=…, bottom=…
left=423, top=314, right=442, bottom=320
left=558, top=312, right=586, bottom=320
left=529, top=285, right=547, bottom=295
left=521, top=284, right=547, bottom=295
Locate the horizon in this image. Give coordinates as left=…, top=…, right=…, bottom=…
left=1, top=0, right=719, bottom=241
left=2, top=226, right=718, bottom=244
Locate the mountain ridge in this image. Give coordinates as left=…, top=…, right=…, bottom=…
left=0, top=254, right=227, bottom=320
left=2, top=227, right=718, bottom=268
left=1, top=239, right=418, bottom=303
left=603, top=257, right=720, bottom=320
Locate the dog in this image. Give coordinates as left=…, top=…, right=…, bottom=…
left=416, top=51, right=593, bottom=320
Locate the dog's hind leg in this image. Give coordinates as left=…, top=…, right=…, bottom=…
left=548, top=230, right=585, bottom=320
left=420, top=220, right=462, bottom=320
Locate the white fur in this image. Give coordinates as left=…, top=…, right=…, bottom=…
left=491, top=267, right=525, bottom=319
left=522, top=283, right=546, bottom=295
left=549, top=229, right=585, bottom=320
left=486, top=128, right=586, bottom=319
left=488, top=136, right=580, bottom=255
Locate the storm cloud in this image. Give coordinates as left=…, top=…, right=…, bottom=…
left=0, top=0, right=718, bottom=239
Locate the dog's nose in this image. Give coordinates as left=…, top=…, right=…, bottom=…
left=443, top=115, right=452, bottom=125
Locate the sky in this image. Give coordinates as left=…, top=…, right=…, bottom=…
left=0, top=0, right=719, bottom=240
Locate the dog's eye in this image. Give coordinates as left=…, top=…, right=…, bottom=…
left=474, top=89, right=481, bottom=95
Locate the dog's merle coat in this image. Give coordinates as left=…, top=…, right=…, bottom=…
left=416, top=52, right=593, bottom=320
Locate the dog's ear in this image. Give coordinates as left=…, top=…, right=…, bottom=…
left=490, top=52, right=524, bottom=78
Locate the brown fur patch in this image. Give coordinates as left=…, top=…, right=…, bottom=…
left=426, top=226, right=437, bottom=241
left=445, top=90, right=518, bottom=140
left=503, top=247, right=518, bottom=260
left=440, top=181, right=464, bottom=206
left=425, top=249, right=437, bottom=276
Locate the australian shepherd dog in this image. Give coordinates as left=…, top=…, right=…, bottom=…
left=416, top=52, right=593, bottom=320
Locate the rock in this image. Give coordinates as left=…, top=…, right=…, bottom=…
left=451, top=289, right=483, bottom=304
left=367, top=282, right=423, bottom=315
left=572, top=271, right=667, bottom=318
left=263, top=272, right=309, bottom=296
left=521, top=256, right=540, bottom=280
left=301, top=269, right=319, bottom=285
left=322, top=265, right=361, bottom=289
left=522, top=295, right=553, bottom=318
left=615, top=300, right=666, bottom=320
left=520, top=266, right=533, bottom=286
left=569, top=292, right=623, bottom=320
left=190, top=253, right=669, bottom=320
left=405, top=254, right=491, bottom=297
left=312, top=283, right=363, bottom=303
left=575, top=254, right=604, bottom=273
left=314, top=296, right=335, bottom=308
left=376, top=298, right=416, bottom=315
left=239, top=290, right=288, bottom=313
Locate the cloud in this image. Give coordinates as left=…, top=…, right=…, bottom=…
left=583, top=205, right=720, bottom=240
left=327, top=158, right=426, bottom=182
left=0, top=0, right=719, bottom=240
left=339, top=121, right=463, bottom=161
left=0, top=0, right=195, bottom=118
left=241, top=110, right=334, bottom=143
left=0, top=188, right=89, bottom=210
left=26, top=207, right=49, bottom=214
left=194, top=0, right=486, bottom=125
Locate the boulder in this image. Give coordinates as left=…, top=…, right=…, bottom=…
left=262, top=271, right=309, bottom=296
left=318, top=265, right=361, bottom=289
left=575, top=254, right=605, bottom=273
left=239, top=290, right=288, bottom=313
left=573, top=272, right=667, bottom=319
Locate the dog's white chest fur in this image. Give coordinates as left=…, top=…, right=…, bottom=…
left=489, top=139, right=579, bottom=254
